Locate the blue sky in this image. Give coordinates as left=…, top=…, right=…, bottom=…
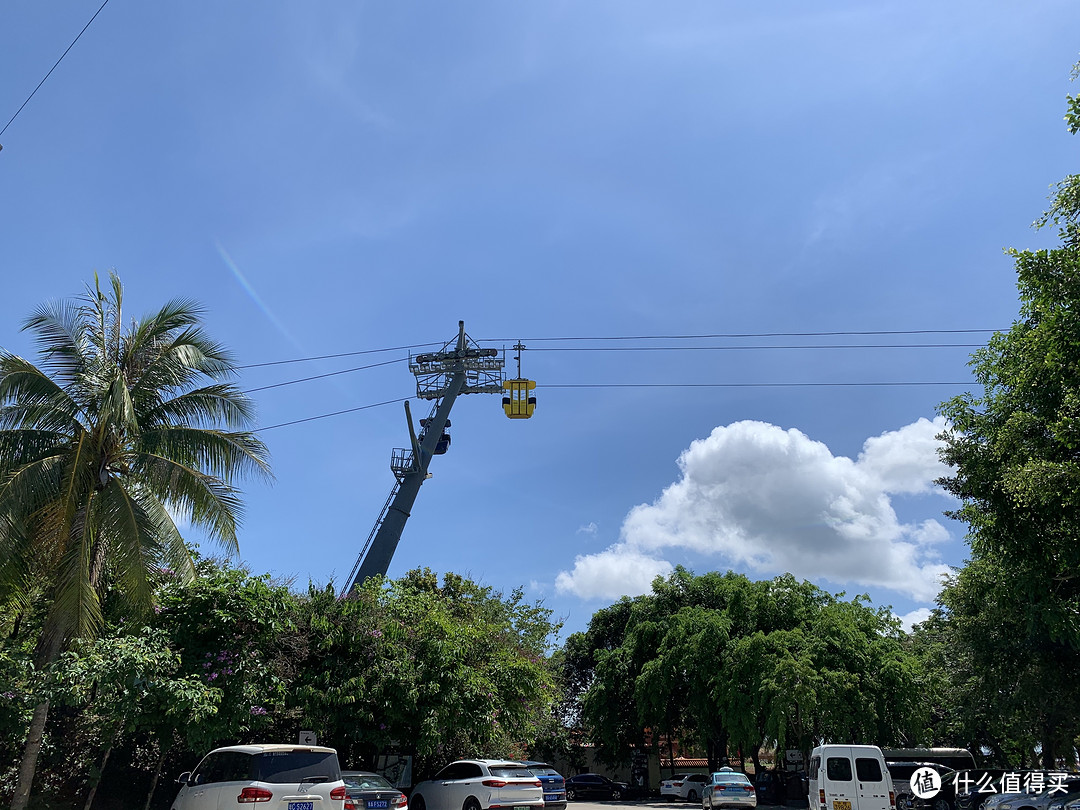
left=1, top=0, right=1077, bottom=639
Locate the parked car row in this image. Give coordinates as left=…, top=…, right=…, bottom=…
left=170, top=748, right=573, bottom=810
left=175, top=741, right=1080, bottom=810
left=808, top=744, right=1080, bottom=810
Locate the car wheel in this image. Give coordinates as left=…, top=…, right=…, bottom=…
left=567, top=789, right=577, bottom=802
left=932, top=800, right=952, bottom=810
left=611, top=790, right=622, bottom=801
left=688, top=791, right=699, bottom=803
left=412, top=797, right=426, bottom=810
left=463, top=798, right=482, bottom=810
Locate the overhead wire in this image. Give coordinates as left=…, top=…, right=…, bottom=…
left=1, top=0, right=112, bottom=141
left=236, top=342, right=442, bottom=369
left=242, top=357, right=405, bottom=394
left=478, top=328, right=1000, bottom=343
left=235, top=329, right=1000, bottom=369
left=545, top=381, right=972, bottom=389
left=238, top=328, right=992, bottom=432
left=527, top=343, right=984, bottom=352
left=255, top=397, right=411, bottom=433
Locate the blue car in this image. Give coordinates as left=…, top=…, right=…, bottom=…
left=521, top=762, right=567, bottom=809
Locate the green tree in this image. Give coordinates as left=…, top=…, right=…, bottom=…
left=150, top=557, right=297, bottom=762
left=936, top=152, right=1080, bottom=766
left=291, top=569, right=560, bottom=779
left=575, top=568, right=924, bottom=774
left=43, top=629, right=219, bottom=810
left=0, top=274, right=270, bottom=810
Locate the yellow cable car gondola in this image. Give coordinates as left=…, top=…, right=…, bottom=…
left=502, top=341, right=537, bottom=419
left=502, top=378, right=536, bottom=419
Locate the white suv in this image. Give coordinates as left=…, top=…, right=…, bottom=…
left=409, top=760, right=544, bottom=810
left=171, top=744, right=349, bottom=810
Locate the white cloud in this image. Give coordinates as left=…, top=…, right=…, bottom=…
left=555, top=417, right=955, bottom=603
left=555, top=546, right=673, bottom=601
left=898, top=607, right=933, bottom=633
left=577, top=522, right=599, bottom=535
left=857, top=416, right=951, bottom=495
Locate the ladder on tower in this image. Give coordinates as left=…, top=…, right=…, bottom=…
left=343, top=480, right=401, bottom=596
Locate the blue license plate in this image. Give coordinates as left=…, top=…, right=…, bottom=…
left=289, top=803, right=314, bottom=810
left=544, top=795, right=560, bottom=801
left=368, top=802, right=389, bottom=809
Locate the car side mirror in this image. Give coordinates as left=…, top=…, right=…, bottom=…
left=177, top=772, right=192, bottom=786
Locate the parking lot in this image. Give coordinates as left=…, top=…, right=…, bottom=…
left=568, top=800, right=808, bottom=810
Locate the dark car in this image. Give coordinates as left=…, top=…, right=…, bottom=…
left=953, top=770, right=1033, bottom=810
left=886, top=762, right=957, bottom=810
left=565, top=774, right=630, bottom=801
left=522, top=761, right=567, bottom=809
left=342, top=771, right=408, bottom=810
left=754, top=771, right=785, bottom=806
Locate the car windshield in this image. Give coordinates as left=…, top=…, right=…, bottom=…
left=344, top=773, right=395, bottom=790
left=253, top=750, right=341, bottom=784
left=530, top=769, right=559, bottom=776
left=490, top=767, right=533, bottom=779
left=715, top=775, right=752, bottom=785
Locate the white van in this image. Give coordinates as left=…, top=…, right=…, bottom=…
left=808, top=745, right=895, bottom=810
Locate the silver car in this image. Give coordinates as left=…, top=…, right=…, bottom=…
left=171, top=744, right=348, bottom=810
left=409, top=760, right=543, bottom=810
left=982, top=776, right=1080, bottom=810
left=703, top=770, right=757, bottom=810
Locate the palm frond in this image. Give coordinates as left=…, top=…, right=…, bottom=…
left=47, top=502, right=103, bottom=643
left=0, top=354, right=85, bottom=423
left=127, top=485, right=197, bottom=584
left=90, top=480, right=163, bottom=613
left=0, top=448, right=70, bottom=518
left=129, top=325, right=236, bottom=402
left=20, top=298, right=89, bottom=387
left=138, top=425, right=272, bottom=482
left=143, top=383, right=258, bottom=430
left=126, top=450, right=251, bottom=552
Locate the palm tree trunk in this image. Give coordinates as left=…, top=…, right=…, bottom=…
left=83, top=728, right=119, bottom=810
left=143, top=746, right=168, bottom=810
left=10, top=699, right=50, bottom=810
left=11, top=631, right=65, bottom=810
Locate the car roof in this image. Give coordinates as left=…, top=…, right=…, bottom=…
left=454, top=760, right=529, bottom=767
left=206, top=744, right=338, bottom=755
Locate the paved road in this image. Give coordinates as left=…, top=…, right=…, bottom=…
left=568, top=801, right=808, bottom=810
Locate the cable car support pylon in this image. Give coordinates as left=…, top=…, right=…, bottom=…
left=343, top=321, right=505, bottom=595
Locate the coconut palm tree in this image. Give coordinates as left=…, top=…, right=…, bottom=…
left=0, top=273, right=271, bottom=810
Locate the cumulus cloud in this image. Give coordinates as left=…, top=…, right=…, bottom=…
left=898, top=607, right=933, bottom=633
left=555, top=417, right=954, bottom=603
left=555, top=546, right=673, bottom=601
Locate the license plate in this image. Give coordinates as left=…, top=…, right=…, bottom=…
left=368, top=802, right=389, bottom=809
left=544, top=795, right=560, bottom=801
left=833, top=802, right=852, bottom=810
left=289, top=803, right=314, bottom=810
